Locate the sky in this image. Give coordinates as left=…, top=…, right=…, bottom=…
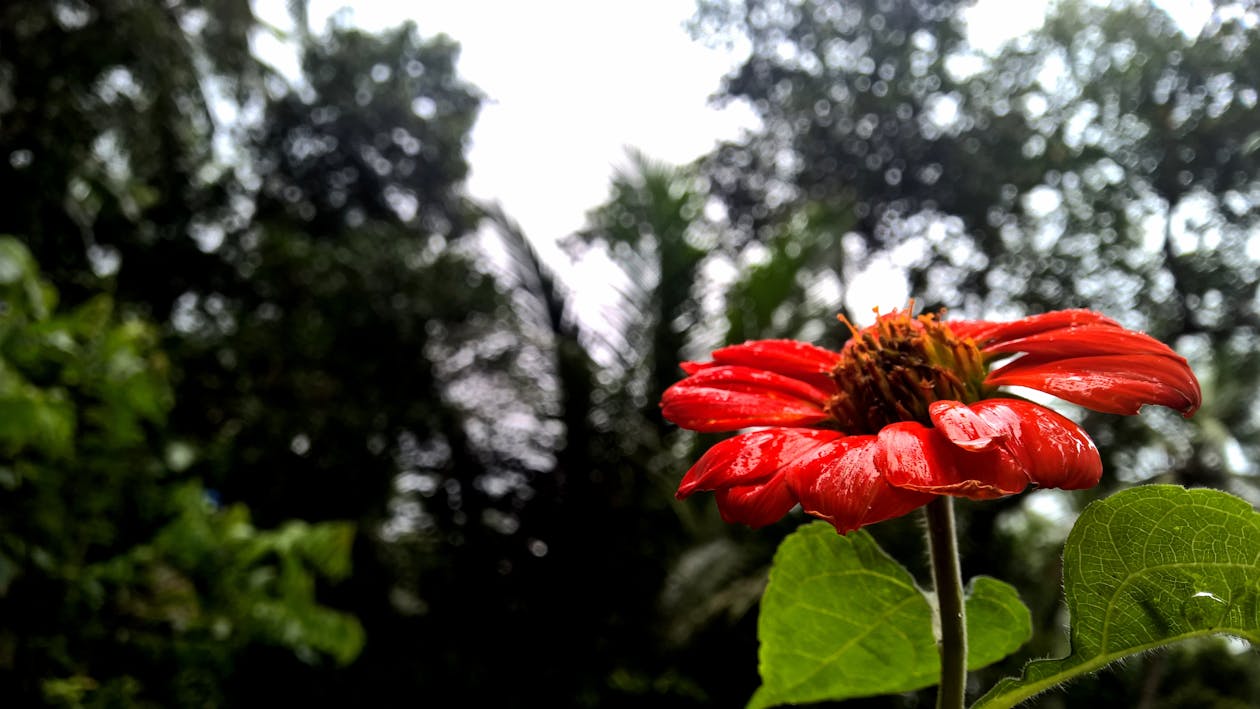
left=248, top=0, right=1041, bottom=324
left=277, top=0, right=761, bottom=243
left=259, top=0, right=1060, bottom=243
left=252, top=0, right=1212, bottom=321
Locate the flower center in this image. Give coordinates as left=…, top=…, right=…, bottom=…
left=827, top=309, right=989, bottom=434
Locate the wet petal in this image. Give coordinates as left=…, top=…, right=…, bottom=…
left=969, top=399, right=1101, bottom=490
left=787, top=435, right=934, bottom=534
left=929, top=399, right=1002, bottom=452
left=877, top=422, right=1028, bottom=499
left=680, top=361, right=707, bottom=375
left=712, top=474, right=799, bottom=527
left=705, top=340, right=842, bottom=393
left=676, top=428, right=843, bottom=497
left=661, top=365, right=835, bottom=432
left=979, top=323, right=1181, bottom=360
left=948, top=309, right=1122, bottom=345
left=985, top=354, right=1201, bottom=416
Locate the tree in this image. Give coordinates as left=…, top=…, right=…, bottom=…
left=0, top=0, right=256, bottom=313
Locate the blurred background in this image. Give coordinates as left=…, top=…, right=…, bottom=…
left=1, top=0, right=1258, bottom=706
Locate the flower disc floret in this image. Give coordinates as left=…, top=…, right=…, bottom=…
left=827, top=310, right=991, bottom=434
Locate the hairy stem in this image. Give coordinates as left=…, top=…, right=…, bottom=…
left=925, top=496, right=967, bottom=709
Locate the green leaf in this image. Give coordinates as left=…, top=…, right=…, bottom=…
left=749, top=522, right=1031, bottom=709
left=974, top=485, right=1260, bottom=709
left=965, top=576, right=1036, bottom=670
left=0, top=390, right=76, bottom=458
left=0, top=236, right=32, bottom=285
left=0, top=236, right=55, bottom=319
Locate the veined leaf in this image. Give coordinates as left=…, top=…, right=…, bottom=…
left=749, top=522, right=1031, bottom=708
left=974, top=485, right=1260, bottom=709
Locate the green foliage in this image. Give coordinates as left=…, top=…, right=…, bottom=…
left=0, top=0, right=260, bottom=308
left=252, top=21, right=481, bottom=235
left=94, top=484, right=364, bottom=667
left=723, top=204, right=855, bottom=345
left=0, top=237, right=55, bottom=319
left=976, top=485, right=1260, bottom=708
left=750, top=522, right=1031, bottom=708
left=964, top=577, right=1037, bottom=672
left=0, top=238, right=361, bottom=705
left=575, top=150, right=712, bottom=405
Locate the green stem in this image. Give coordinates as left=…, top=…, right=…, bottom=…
left=925, top=496, right=967, bottom=709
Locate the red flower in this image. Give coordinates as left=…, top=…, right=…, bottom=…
left=660, top=308, right=1201, bottom=533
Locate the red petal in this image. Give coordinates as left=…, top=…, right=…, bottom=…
left=949, top=310, right=1122, bottom=345
left=661, top=365, right=835, bottom=432
left=928, top=399, right=1002, bottom=452
left=680, top=361, right=707, bottom=375
left=967, top=399, right=1101, bottom=490
left=877, top=422, right=1029, bottom=499
left=706, top=340, right=842, bottom=393
left=676, top=428, right=843, bottom=497
left=712, top=475, right=799, bottom=527
left=787, top=435, right=934, bottom=534
left=679, top=429, right=847, bottom=528
left=980, top=323, right=1181, bottom=360
left=985, top=354, right=1201, bottom=416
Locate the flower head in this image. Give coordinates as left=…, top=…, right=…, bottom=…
left=660, top=307, right=1201, bottom=534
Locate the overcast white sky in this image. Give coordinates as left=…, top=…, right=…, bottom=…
left=252, top=0, right=1211, bottom=321
left=257, top=0, right=1059, bottom=242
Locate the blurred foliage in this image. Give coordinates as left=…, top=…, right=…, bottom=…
left=0, top=238, right=360, bottom=706
left=2, top=0, right=1258, bottom=706
left=0, top=0, right=257, bottom=312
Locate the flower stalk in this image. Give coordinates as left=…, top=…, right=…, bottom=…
left=925, top=496, right=967, bottom=709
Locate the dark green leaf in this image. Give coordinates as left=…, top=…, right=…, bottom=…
left=749, top=522, right=1031, bottom=708
left=974, top=486, right=1260, bottom=709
